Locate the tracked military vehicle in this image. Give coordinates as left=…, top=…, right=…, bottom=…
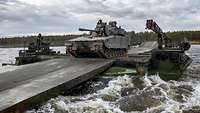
left=65, top=20, right=129, bottom=58
left=145, top=20, right=192, bottom=77
left=113, top=20, right=192, bottom=78
left=15, top=33, right=57, bottom=65
left=146, top=19, right=191, bottom=51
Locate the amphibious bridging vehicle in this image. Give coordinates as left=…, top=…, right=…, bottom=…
left=146, top=19, right=192, bottom=76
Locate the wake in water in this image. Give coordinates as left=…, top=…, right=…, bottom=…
left=25, top=74, right=200, bottom=113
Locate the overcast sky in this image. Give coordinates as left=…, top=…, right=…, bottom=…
left=0, top=0, right=200, bottom=36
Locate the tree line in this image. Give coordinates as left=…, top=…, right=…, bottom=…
left=129, top=30, right=200, bottom=45
left=0, top=34, right=82, bottom=47
left=0, top=31, right=200, bottom=47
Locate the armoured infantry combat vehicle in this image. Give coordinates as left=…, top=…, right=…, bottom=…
left=65, top=19, right=129, bottom=58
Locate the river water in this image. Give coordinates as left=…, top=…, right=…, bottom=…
left=0, top=46, right=200, bottom=113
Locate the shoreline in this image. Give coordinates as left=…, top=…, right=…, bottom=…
left=0, top=45, right=65, bottom=48
left=190, top=42, right=200, bottom=45
left=0, top=43, right=199, bottom=48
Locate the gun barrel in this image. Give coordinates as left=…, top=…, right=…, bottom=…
left=79, top=28, right=97, bottom=32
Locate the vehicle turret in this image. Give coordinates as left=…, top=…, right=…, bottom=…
left=78, top=19, right=126, bottom=37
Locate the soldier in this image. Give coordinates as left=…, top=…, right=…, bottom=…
left=97, top=19, right=102, bottom=25
left=96, top=19, right=106, bottom=36
left=36, top=33, right=42, bottom=50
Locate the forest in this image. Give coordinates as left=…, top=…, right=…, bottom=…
left=129, top=31, right=200, bottom=45
left=0, top=31, right=200, bottom=47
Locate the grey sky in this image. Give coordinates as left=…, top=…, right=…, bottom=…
left=0, top=0, right=200, bottom=36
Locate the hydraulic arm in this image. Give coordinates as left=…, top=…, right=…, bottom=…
left=146, top=19, right=170, bottom=49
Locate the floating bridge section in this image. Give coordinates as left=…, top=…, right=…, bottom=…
left=115, top=41, right=158, bottom=67
left=0, top=57, right=113, bottom=113
left=128, top=41, right=158, bottom=63
left=0, top=41, right=158, bottom=113
left=128, top=41, right=158, bottom=55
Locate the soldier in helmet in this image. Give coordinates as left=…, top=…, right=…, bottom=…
left=97, top=19, right=102, bottom=25
left=96, top=19, right=106, bottom=36
left=37, top=33, right=42, bottom=50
